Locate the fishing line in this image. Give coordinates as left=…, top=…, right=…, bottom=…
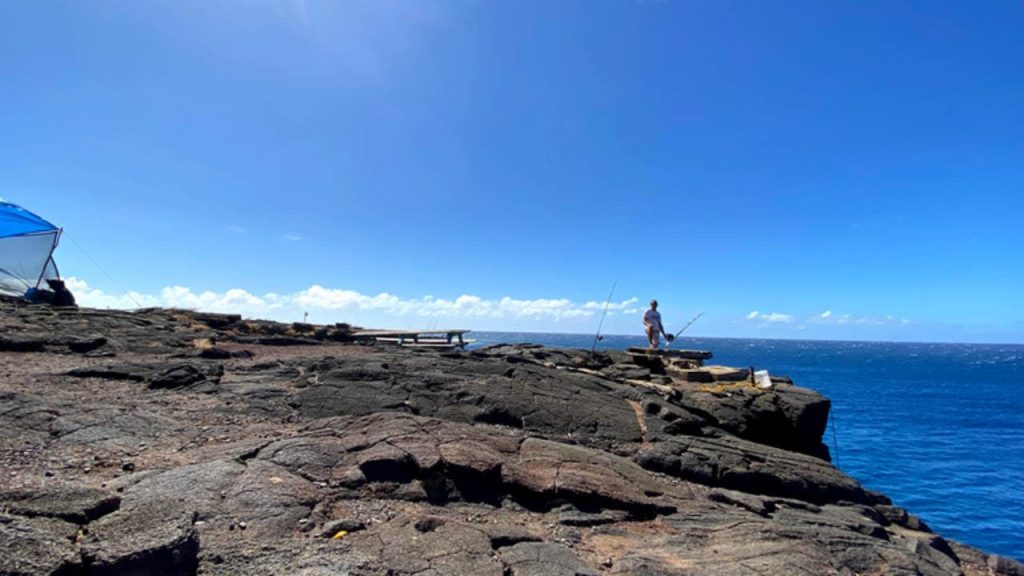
left=591, top=277, right=618, bottom=354
left=64, top=233, right=146, bottom=308
left=829, top=404, right=841, bottom=470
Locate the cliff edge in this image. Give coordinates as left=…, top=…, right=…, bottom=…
left=1, top=302, right=1020, bottom=576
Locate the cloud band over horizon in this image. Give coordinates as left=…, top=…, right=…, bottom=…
left=64, top=277, right=640, bottom=324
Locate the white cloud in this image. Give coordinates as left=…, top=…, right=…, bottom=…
left=284, top=234, right=304, bottom=241
left=64, top=278, right=161, bottom=309
left=228, top=225, right=247, bottom=233
left=295, top=285, right=399, bottom=311
left=813, top=311, right=913, bottom=326
left=582, top=297, right=639, bottom=311
left=160, top=286, right=287, bottom=314
left=746, top=310, right=793, bottom=323
left=66, top=278, right=624, bottom=323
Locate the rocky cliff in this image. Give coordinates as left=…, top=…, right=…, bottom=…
left=1, top=302, right=1021, bottom=576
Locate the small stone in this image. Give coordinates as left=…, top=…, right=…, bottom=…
left=237, top=521, right=247, bottom=530
left=321, top=519, right=365, bottom=537
left=414, top=517, right=445, bottom=533
left=121, top=461, right=135, bottom=472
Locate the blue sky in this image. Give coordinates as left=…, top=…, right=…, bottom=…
left=2, top=1, right=1022, bottom=342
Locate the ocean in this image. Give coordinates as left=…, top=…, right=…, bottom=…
left=470, top=332, right=1024, bottom=560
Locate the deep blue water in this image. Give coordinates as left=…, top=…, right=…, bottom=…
left=471, top=332, right=1024, bottom=560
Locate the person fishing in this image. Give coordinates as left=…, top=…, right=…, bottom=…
left=642, top=299, right=673, bottom=349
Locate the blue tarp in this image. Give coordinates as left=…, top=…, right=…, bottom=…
left=0, top=201, right=62, bottom=297
left=0, top=201, right=59, bottom=239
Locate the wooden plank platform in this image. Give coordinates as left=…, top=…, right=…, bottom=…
left=353, top=329, right=473, bottom=349
left=354, top=329, right=470, bottom=338
left=626, top=347, right=713, bottom=361
left=392, top=340, right=478, bottom=350
left=627, top=347, right=713, bottom=370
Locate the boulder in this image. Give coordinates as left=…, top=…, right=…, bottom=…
left=81, top=500, right=199, bottom=576
left=148, top=364, right=208, bottom=390
left=665, top=382, right=832, bottom=457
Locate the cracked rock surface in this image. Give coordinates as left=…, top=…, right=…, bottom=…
left=1, top=301, right=1022, bottom=575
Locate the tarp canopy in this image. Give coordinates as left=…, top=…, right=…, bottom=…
left=0, top=201, right=62, bottom=297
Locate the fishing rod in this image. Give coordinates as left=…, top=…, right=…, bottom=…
left=665, top=310, right=705, bottom=348
left=591, top=278, right=618, bottom=354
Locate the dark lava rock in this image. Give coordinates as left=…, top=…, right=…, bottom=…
left=414, top=516, right=446, bottom=532
left=67, top=335, right=108, bottom=353
left=667, top=382, right=833, bottom=457
left=67, top=363, right=151, bottom=382
left=634, top=434, right=884, bottom=505
left=0, top=513, right=83, bottom=576
left=199, top=347, right=233, bottom=359
left=199, top=347, right=253, bottom=359
left=3, top=302, right=1020, bottom=576
left=291, top=355, right=644, bottom=449
left=497, top=542, right=598, bottom=576
left=0, top=335, right=47, bottom=352
left=81, top=500, right=200, bottom=576
left=0, top=486, right=121, bottom=523
left=558, top=510, right=623, bottom=527
left=149, top=364, right=208, bottom=390
left=321, top=518, right=365, bottom=537
left=236, top=336, right=321, bottom=346
left=190, top=312, right=242, bottom=329
left=68, top=361, right=223, bottom=391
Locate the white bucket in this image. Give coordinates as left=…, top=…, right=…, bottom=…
left=754, top=370, right=773, bottom=389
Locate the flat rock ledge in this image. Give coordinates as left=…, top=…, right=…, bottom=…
left=0, top=301, right=1021, bottom=576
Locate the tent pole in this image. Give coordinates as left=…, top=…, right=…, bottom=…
left=33, top=229, right=61, bottom=289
